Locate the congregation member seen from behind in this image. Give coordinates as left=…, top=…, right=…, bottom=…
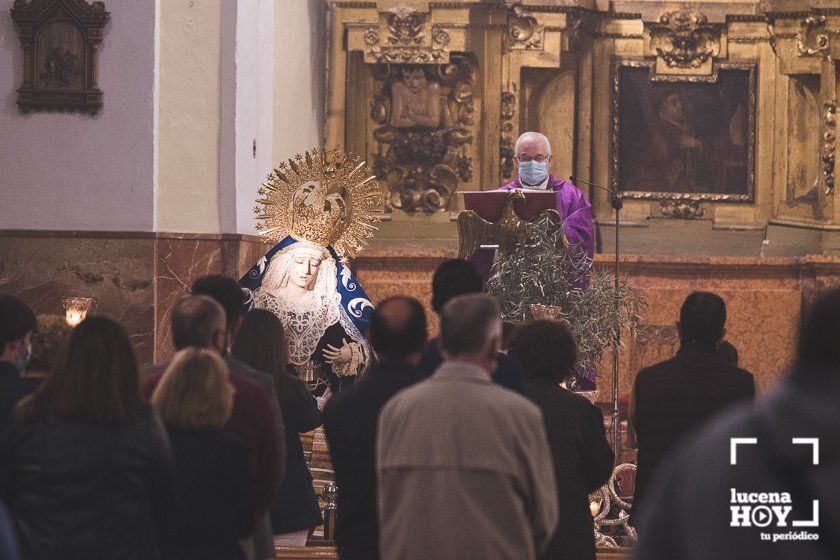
left=418, top=259, right=525, bottom=393
left=152, top=348, right=253, bottom=560
left=509, top=320, right=614, bottom=560
left=191, top=275, right=287, bottom=559
left=232, top=309, right=323, bottom=548
left=0, top=295, right=37, bottom=435
left=633, top=288, right=840, bottom=559
left=630, top=291, right=755, bottom=519
left=141, top=295, right=280, bottom=547
left=192, top=275, right=287, bottom=475
left=0, top=316, right=175, bottom=560
left=377, top=294, right=558, bottom=560
left=323, top=296, right=427, bottom=560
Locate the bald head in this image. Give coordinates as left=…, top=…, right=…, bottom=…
left=370, top=296, right=428, bottom=361
left=171, top=295, right=227, bottom=351
left=514, top=131, right=552, bottom=160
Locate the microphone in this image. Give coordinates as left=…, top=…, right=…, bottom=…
left=570, top=176, right=622, bottom=465
left=569, top=175, right=618, bottom=196
left=569, top=175, right=623, bottom=210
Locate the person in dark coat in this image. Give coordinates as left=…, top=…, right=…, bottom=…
left=323, top=296, right=427, bottom=560
left=418, top=259, right=525, bottom=393
left=633, top=289, right=840, bottom=560
left=152, top=347, right=253, bottom=560
left=0, top=316, right=176, bottom=560
left=0, top=295, right=37, bottom=436
left=192, top=274, right=287, bottom=481
left=509, top=319, right=614, bottom=560
left=232, top=309, right=323, bottom=547
left=630, top=291, right=756, bottom=519
left=141, top=295, right=281, bottom=530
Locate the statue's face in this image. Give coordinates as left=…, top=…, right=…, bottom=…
left=403, top=69, right=427, bottom=93
left=289, top=247, right=324, bottom=289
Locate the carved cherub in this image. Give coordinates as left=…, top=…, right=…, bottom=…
left=390, top=67, right=441, bottom=128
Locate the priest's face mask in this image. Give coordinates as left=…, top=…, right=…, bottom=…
left=288, top=247, right=325, bottom=290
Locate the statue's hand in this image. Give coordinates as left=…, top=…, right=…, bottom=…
left=323, top=338, right=352, bottom=364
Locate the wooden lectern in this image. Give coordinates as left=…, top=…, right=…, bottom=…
left=457, top=189, right=560, bottom=261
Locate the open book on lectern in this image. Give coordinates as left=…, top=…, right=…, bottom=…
left=461, top=190, right=557, bottom=222
left=457, top=190, right=561, bottom=258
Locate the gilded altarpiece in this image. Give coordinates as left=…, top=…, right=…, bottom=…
left=328, top=1, right=840, bottom=250
left=764, top=8, right=840, bottom=227
left=369, top=56, right=477, bottom=213
left=332, top=2, right=584, bottom=219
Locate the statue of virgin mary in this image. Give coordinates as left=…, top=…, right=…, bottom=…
left=240, top=149, right=382, bottom=393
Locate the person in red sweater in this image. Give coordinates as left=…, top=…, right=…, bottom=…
left=141, top=296, right=281, bottom=531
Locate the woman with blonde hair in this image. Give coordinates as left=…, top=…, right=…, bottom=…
left=152, top=348, right=253, bottom=560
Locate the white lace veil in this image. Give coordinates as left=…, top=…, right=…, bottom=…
left=252, top=244, right=343, bottom=365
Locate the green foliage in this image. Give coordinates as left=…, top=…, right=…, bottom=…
left=486, top=216, right=645, bottom=374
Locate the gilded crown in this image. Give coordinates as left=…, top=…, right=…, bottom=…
left=289, top=181, right=347, bottom=247
left=255, top=149, right=382, bottom=258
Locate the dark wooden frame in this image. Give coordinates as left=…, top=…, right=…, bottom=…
left=10, top=0, right=110, bottom=114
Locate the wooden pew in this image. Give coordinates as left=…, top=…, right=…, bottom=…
left=276, top=545, right=633, bottom=559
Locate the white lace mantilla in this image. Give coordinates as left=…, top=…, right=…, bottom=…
left=253, top=289, right=341, bottom=365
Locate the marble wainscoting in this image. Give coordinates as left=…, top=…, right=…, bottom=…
left=598, top=256, right=812, bottom=402
left=0, top=231, right=270, bottom=365
left=153, top=233, right=270, bottom=361
left=0, top=231, right=157, bottom=363
left=355, top=252, right=840, bottom=399
left=353, top=248, right=458, bottom=338
left=4, top=230, right=839, bottom=389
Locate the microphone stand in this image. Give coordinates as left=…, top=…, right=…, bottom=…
left=570, top=175, right=623, bottom=467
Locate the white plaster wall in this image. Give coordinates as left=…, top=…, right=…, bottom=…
left=223, top=0, right=275, bottom=235
left=0, top=0, right=157, bottom=231
left=1, top=0, right=326, bottom=235
left=273, top=0, right=326, bottom=166
left=156, top=0, right=223, bottom=233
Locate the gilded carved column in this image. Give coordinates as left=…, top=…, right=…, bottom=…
left=326, top=4, right=348, bottom=152
left=475, top=5, right=506, bottom=193
left=765, top=5, right=839, bottom=225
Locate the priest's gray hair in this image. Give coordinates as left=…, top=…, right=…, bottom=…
left=440, top=294, right=502, bottom=356
left=514, top=131, right=552, bottom=156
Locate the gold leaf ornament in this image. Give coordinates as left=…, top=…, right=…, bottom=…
left=254, top=148, right=383, bottom=259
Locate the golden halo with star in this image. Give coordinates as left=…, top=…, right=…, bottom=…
left=254, top=148, right=383, bottom=259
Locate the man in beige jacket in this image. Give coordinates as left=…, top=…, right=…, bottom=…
left=376, top=294, right=559, bottom=559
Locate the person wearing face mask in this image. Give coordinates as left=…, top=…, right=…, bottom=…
left=498, top=131, right=595, bottom=267
left=0, top=295, right=38, bottom=435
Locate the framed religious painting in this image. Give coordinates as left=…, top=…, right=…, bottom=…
left=10, top=0, right=110, bottom=114
left=611, top=60, right=756, bottom=202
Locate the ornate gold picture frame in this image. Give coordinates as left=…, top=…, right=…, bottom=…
left=611, top=60, right=756, bottom=202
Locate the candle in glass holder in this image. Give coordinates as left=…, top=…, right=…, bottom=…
left=62, top=297, right=94, bottom=327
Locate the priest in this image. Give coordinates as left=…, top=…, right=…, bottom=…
left=501, top=132, right=598, bottom=391
left=471, top=131, right=595, bottom=283
left=499, top=131, right=595, bottom=261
